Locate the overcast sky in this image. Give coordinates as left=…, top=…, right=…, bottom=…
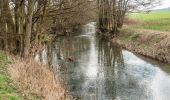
left=154, top=0, right=170, bottom=9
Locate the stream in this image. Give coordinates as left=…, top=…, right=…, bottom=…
left=35, top=22, right=170, bottom=100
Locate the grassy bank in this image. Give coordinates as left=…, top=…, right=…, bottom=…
left=127, top=12, right=170, bottom=32
left=113, top=12, right=170, bottom=64
left=0, top=52, right=71, bottom=100
left=9, top=58, right=72, bottom=100
left=0, top=52, right=23, bottom=100
left=115, top=27, right=170, bottom=64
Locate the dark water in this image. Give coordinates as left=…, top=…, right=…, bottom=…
left=35, top=23, right=170, bottom=100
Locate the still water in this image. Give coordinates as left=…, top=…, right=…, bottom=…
left=35, top=22, right=170, bottom=100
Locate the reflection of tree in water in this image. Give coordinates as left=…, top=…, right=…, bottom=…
left=38, top=36, right=92, bottom=98
left=98, top=38, right=124, bottom=68
left=56, top=37, right=93, bottom=98
left=56, top=37, right=90, bottom=58
left=38, top=36, right=91, bottom=69
left=97, top=38, right=125, bottom=99
left=37, top=35, right=153, bottom=100
left=98, top=38, right=153, bottom=100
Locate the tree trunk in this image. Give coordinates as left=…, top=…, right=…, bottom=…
left=24, top=0, right=35, bottom=56
left=14, top=0, right=25, bottom=55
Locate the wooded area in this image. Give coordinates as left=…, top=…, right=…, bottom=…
left=0, top=0, right=95, bottom=56
left=1, top=0, right=170, bottom=99
left=0, top=0, right=160, bottom=56
left=97, top=0, right=160, bottom=34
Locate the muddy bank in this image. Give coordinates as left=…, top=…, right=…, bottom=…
left=8, top=57, right=72, bottom=100
left=114, top=28, right=170, bottom=64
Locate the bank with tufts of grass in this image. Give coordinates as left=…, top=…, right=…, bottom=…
left=112, top=12, right=170, bottom=64
left=0, top=51, right=72, bottom=100
left=8, top=57, right=72, bottom=100
left=0, top=52, right=24, bottom=100
left=114, top=27, right=170, bottom=64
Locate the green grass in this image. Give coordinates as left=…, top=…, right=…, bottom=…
left=119, top=28, right=140, bottom=42
left=0, top=52, right=23, bottom=100
left=119, top=28, right=155, bottom=51
left=128, top=12, right=170, bottom=32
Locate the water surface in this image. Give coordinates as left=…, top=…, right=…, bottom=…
left=35, top=23, right=170, bottom=100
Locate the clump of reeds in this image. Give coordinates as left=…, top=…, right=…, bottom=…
left=8, top=57, right=72, bottom=100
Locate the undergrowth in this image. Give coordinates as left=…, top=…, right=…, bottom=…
left=0, top=52, right=23, bottom=100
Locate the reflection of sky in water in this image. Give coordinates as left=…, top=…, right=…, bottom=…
left=123, top=50, right=170, bottom=100
left=35, top=49, right=48, bottom=64
left=36, top=22, right=170, bottom=100
left=85, top=36, right=98, bottom=78
left=151, top=68, right=170, bottom=100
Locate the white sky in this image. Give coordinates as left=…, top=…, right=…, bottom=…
left=154, top=0, right=170, bottom=9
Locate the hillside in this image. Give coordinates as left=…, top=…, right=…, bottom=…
left=153, top=7, right=170, bottom=12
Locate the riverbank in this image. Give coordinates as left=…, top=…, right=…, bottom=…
left=0, top=52, right=24, bottom=99
left=0, top=52, right=72, bottom=100
left=113, top=27, right=170, bottom=64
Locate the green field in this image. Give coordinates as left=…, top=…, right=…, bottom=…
left=128, top=12, right=170, bottom=32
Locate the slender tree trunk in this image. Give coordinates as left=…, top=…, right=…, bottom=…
left=14, top=0, right=25, bottom=55
left=24, top=0, right=35, bottom=56
left=0, top=0, right=14, bottom=51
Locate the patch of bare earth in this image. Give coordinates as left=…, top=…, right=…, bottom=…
left=116, top=29, right=170, bottom=64
left=8, top=57, right=72, bottom=100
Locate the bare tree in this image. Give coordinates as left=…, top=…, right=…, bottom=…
left=0, top=0, right=96, bottom=56
left=97, top=0, right=160, bottom=34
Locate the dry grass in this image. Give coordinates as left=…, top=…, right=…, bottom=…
left=8, top=57, right=72, bottom=100
left=118, top=28, right=170, bottom=64
left=0, top=52, right=24, bottom=100
left=136, top=29, right=168, bottom=43
left=124, top=18, right=143, bottom=26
